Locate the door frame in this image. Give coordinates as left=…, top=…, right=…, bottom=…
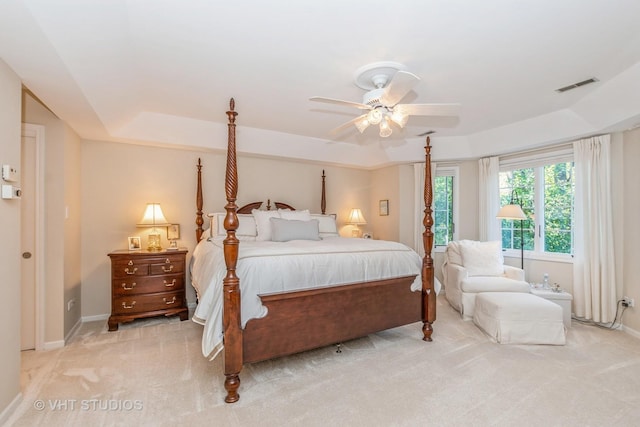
left=22, top=123, right=45, bottom=351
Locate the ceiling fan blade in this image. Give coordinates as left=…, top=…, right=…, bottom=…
left=310, top=96, right=371, bottom=110
left=380, top=71, right=420, bottom=106
left=397, top=103, right=461, bottom=117
left=329, top=114, right=367, bottom=135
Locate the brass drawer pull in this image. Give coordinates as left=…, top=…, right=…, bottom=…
left=162, top=265, right=174, bottom=273
left=164, top=279, right=177, bottom=288
left=122, top=282, right=136, bottom=291
left=163, top=296, right=177, bottom=305
left=124, top=267, right=138, bottom=275
left=122, top=301, right=136, bottom=309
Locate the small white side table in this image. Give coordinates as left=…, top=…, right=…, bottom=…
left=530, top=288, right=573, bottom=328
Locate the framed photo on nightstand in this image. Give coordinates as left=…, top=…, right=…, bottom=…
left=128, top=236, right=141, bottom=251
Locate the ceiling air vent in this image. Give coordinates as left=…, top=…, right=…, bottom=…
left=417, top=130, right=436, bottom=137
left=555, top=77, right=599, bottom=93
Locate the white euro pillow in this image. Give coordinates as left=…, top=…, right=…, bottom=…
left=252, top=209, right=281, bottom=241
left=278, top=209, right=311, bottom=221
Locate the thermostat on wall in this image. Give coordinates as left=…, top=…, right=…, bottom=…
left=2, top=164, right=18, bottom=182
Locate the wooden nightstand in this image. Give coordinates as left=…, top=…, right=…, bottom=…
left=107, top=248, right=189, bottom=331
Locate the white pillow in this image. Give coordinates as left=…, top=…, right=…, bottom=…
left=278, top=209, right=311, bottom=221
left=209, top=213, right=257, bottom=241
left=252, top=209, right=281, bottom=241
left=459, top=240, right=504, bottom=276
left=270, top=218, right=320, bottom=242
left=310, top=213, right=339, bottom=238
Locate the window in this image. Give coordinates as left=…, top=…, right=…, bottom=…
left=499, top=148, right=574, bottom=257
left=434, top=167, right=458, bottom=247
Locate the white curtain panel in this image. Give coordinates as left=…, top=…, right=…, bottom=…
left=478, top=156, right=501, bottom=242
left=573, top=135, right=616, bottom=323
left=413, top=162, right=436, bottom=257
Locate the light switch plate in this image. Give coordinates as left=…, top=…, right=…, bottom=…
left=1, top=185, right=21, bottom=199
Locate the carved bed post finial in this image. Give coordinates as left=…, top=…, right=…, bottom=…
left=422, top=136, right=436, bottom=341
left=223, top=98, right=242, bottom=403
left=321, top=170, right=327, bottom=215
left=196, top=158, right=204, bottom=242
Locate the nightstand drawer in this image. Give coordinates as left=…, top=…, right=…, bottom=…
left=111, top=259, right=151, bottom=278
left=113, top=274, right=185, bottom=296
left=113, top=291, right=185, bottom=315
left=150, top=256, right=185, bottom=275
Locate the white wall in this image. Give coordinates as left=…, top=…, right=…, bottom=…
left=0, top=58, right=22, bottom=423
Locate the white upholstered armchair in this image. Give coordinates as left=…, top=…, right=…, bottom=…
left=442, top=240, right=530, bottom=320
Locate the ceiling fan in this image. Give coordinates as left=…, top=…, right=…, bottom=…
left=310, top=61, right=460, bottom=138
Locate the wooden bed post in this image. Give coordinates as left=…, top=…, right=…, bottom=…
left=422, top=137, right=436, bottom=341
left=195, top=158, right=204, bottom=242
left=321, top=170, right=327, bottom=215
left=222, top=98, right=242, bottom=403
left=320, top=169, right=327, bottom=215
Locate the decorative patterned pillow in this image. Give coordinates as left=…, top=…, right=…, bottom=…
left=270, top=218, right=320, bottom=242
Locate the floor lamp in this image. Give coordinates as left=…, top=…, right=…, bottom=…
left=496, top=191, right=527, bottom=269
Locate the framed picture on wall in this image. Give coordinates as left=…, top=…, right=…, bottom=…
left=128, top=236, right=141, bottom=251
left=379, top=199, right=389, bottom=216
left=167, top=224, right=180, bottom=240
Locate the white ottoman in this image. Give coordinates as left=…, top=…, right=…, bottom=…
left=473, top=292, right=566, bottom=345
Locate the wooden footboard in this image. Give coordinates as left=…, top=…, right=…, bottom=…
left=196, top=98, right=435, bottom=403
left=243, top=276, right=420, bottom=363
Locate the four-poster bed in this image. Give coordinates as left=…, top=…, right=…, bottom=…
left=192, top=98, right=436, bottom=403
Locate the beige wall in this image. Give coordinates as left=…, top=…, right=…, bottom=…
left=0, top=59, right=22, bottom=422
left=63, top=123, right=82, bottom=336
left=369, top=166, right=399, bottom=241
left=622, top=129, right=640, bottom=332
left=80, top=140, right=371, bottom=317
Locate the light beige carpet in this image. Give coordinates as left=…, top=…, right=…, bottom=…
left=6, top=295, right=640, bottom=427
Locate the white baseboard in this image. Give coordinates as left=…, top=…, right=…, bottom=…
left=0, top=392, right=22, bottom=426
left=623, top=324, right=640, bottom=339
left=81, top=313, right=110, bottom=322
left=64, top=317, right=82, bottom=344
left=43, top=340, right=64, bottom=350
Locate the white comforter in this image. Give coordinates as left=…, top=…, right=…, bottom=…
left=191, top=237, right=424, bottom=359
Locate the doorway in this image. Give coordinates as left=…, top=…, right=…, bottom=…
left=21, top=123, right=45, bottom=351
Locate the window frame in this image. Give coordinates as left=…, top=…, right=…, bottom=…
left=433, top=165, right=459, bottom=252
left=498, top=146, right=574, bottom=264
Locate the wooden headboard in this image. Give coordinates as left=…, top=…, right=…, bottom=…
left=195, top=166, right=327, bottom=241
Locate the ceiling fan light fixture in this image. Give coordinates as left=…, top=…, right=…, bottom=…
left=379, top=117, right=392, bottom=138
left=367, top=108, right=383, bottom=125
left=390, top=109, right=408, bottom=128
left=354, top=116, right=370, bottom=133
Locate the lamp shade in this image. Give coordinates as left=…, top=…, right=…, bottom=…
left=137, top=203, right=170, bottom=227
left=355, top=116, right=370, bottom=133
left=496, top=204, right=526, bottom=220
left=347, top=208, right=367, bottom=225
